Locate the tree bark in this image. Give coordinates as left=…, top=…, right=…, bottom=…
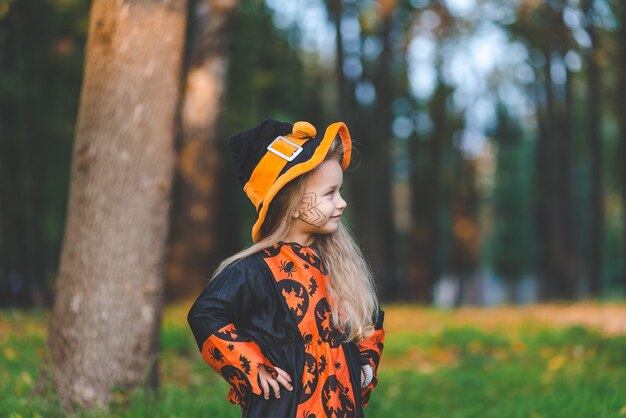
left=165, top=0, right=237, bottom=302
left=46, top=0, right=187, bottom=410
left=618, top=3, right=626, bottom=297
left=349, top=1, right=397, bottom=301
left=329, top=0, right=350, bottom=120
left=408, top=80, right=447, bottom=304
left=450, top=157, right=480, bottom=307
left=582, top=0, right=603, bottom=298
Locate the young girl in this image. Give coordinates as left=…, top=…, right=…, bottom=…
left=188, top=119, right=385, bottom=418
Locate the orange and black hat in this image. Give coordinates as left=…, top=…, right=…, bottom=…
left=229, top=119, right=352, bottom=242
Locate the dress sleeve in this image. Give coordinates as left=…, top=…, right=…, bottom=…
left=357, top=306, right=385, bottom=407
left=187, top=262, right=277, bottom=407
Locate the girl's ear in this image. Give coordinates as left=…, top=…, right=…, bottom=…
left=292, top=208, right=301, bottom=219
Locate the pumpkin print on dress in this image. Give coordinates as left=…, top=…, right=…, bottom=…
left=220, top=365, right=252, bottom=408
left=262, top=242, right=359, bottom=418
left=321, top=375, right=356, bottom=418
left=300, top=352, right=319, bottom=403
left=314, top=298, right=342, bottom=348
left=277, top=279, right=310, bottom=324
left=188, top=240, right=385, bottom=416
left=215, top=323, right=250, bottom=342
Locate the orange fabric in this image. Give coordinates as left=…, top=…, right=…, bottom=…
left=357, top=327, right=385, bottom=405
left=200, top=323, right=277, bottom=407
left=244, top=135, right=310, bottom=210
left=251, top=122, right=352, bottom=242
left=261, top=242, right=366, bottom=416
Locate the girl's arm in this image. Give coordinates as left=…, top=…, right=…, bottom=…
left=188, top=262, right=277, bottom=406
left=357, top=307, right=385, bottom=407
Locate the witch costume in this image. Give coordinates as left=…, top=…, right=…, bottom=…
left=187, top=120, right=385, bottom=418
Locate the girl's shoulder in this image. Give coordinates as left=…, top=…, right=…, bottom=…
left=214, top=251, right=272, bottom=285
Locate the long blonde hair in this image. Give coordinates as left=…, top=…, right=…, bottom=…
left=211, top=138, right=380, bottom=342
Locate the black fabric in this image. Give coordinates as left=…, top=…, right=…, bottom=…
left=187, top=252, right=371, bottom=418
left=228, top=119, right=326, bottom=187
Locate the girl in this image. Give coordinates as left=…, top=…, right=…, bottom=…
left=188, top=119, right=385, bottom=418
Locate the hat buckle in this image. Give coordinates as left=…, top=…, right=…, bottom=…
left=266, top=136, right=304, bottom=162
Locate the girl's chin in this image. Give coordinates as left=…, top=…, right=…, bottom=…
left=313, top=223, right=340, bottom=234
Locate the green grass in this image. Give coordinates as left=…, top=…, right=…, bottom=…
left=1, top=305, right=625, bottom=417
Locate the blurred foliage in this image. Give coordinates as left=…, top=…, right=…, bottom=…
left=2, top=303, right=626, bottom=417
left=2, top=0, right=626, bottom=305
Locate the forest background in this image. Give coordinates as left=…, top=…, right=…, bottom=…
left=2, top=0, right=626, bottom=416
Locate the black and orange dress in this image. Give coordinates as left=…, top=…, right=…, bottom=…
left=188, top=241, right=385, bottom=418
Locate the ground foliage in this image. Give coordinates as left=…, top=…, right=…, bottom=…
left=1, top=302, right=625, bottom=417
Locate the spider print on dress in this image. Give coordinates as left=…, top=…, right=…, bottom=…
left=208, top=347, right=225, bottom=364
left=257, top=242, right=373, bottom=417
left=279, top=259, right=297, bottom=277
left=303, top=332, right=314, bottom=350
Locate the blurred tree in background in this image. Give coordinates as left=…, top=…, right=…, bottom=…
left=0, top=0, right=89, bottom=308
left=2, top=0, right=626, bottom=313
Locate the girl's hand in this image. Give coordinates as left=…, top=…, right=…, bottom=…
left=257, top=364, right=293, bottom=400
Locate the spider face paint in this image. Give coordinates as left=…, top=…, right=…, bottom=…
left=289, top=160, right=347, bottom=240
left=298, top=192, right=329, bottom=227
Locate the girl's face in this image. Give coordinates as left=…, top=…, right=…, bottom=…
left=292, top=159, right=347, bottom=237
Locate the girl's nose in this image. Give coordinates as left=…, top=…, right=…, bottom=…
left=338, top=195, right=347, bottom=209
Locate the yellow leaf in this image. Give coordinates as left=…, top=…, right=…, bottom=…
left=20, top=371, right=32, bottom=385
left=3, top=347, right=16, bottom=360
left=547, top=355, right=566, bottom=372
left=468, top=341, right=482, bottom=353
left=619, top=405, right=626, bottom=415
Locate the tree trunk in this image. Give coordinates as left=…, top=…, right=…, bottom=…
left=619, top=3, right=626, bottom=297
left=536, top=45, right=558, bottom=300
left=582, top=0, right=603, bottom=299
left=0, top=4, right=28, bottom=307
left=0, top=0, right=51, bottom=307
left=370, top=7, right=396, bottom=299
left=329, top=0, right=350, bottom=120
left=555, top=1, right=578, bottom=299
left=536, top=38, right=577, bottom=301
left=408, top=80, right=447, bottom=304
left=46, top=0, right=187, bottom=410
left=350, top=2, right=397, bottom=301
left=165, top=0, right=237, bottom=302
left=450, top=157, right=480, bottom=307
left=559, top=63, right=577, bottom=299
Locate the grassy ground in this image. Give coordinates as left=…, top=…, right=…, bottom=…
left=1, top=302, right=625, bottom=417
